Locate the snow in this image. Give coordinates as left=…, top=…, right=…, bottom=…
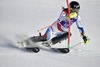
left=0, top=0, right=100, bottom=67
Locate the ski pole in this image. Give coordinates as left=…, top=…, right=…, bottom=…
left=70, top=42, right=83, bottom=49
left=37, top=22, right=57, bottom=32
left=70, top=40, right=90, bottom=49
left=37, top=22, right=57, bottom=36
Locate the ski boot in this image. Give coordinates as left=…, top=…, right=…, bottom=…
left=51, top=32, right=71, bottom=44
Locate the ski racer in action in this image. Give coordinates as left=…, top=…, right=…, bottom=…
left=26, top=1, right=89, bottom=47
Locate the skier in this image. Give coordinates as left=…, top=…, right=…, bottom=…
left=28, top=1, right=89, bottom=47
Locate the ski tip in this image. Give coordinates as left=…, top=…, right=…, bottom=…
left=52, top=48, right=70, bottom=53
left=25, top=47, right=40, bottom=53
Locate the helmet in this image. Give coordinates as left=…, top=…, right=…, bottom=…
left=70, top=1, right=80, bottom=9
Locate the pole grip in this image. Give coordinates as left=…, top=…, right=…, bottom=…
left=37, top=30, right=41, bottom=36
left=39, top=32, right=41, bottom=36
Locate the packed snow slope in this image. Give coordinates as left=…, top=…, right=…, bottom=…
left=0, top=0, right=100, bottom=67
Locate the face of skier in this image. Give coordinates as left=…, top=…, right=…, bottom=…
left=71, top=8, right=79, bottom=13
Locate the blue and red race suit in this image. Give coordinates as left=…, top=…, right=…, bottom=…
left=44, top=9, right=84, bottom=40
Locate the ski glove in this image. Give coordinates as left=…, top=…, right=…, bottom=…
left=82, top=35, right=89, bottom=44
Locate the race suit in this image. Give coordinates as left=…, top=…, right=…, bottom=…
left=44, top=9, right=84, bottom=40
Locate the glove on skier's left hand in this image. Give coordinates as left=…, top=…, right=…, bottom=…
left=82, top=35, right=89, bottom=44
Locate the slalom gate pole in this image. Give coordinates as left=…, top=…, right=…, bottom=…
left=66, top=0, right=71, bottom=48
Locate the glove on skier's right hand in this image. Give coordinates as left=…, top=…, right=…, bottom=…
left=82, top=35, right=89, bottom=44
